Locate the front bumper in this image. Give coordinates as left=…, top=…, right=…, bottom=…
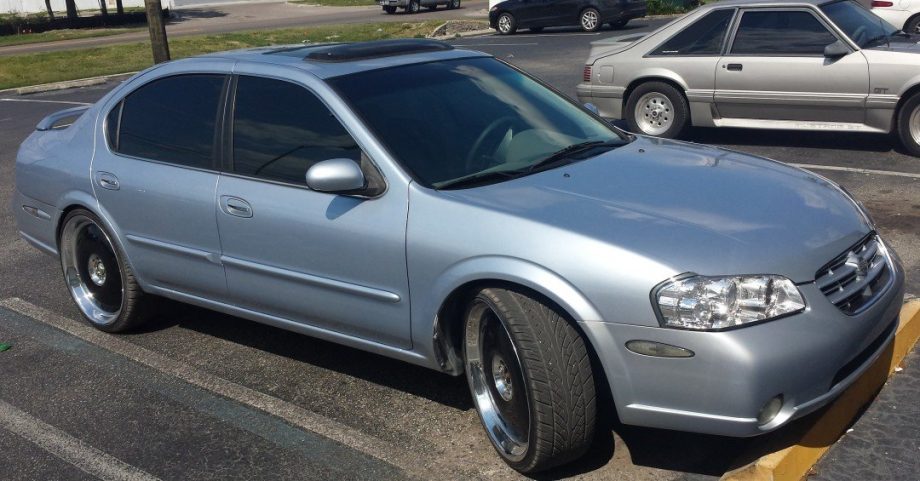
left=579, top=252, right=906, bottom=437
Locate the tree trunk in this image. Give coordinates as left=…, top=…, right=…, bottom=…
left=144, top=0, right=170, bottom=64
left=116, top=0, right=125, bottom=15
left=99, top=0, right=109, bottom=17
left=65, top=0, right=78, bottom=20
left=44, top=0, right=55, bottom=19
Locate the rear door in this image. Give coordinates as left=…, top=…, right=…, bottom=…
left=714, top=8, right=869, bottom=123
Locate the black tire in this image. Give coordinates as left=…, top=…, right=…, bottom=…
left=446, top=0, right=459, bottom=9
left=905, top=15, right=920, bottom=34
left=407, top=0, right=420, bottom=13
left=528, top=27, right=544, bottom=33
left=611, top=18, right=628, bottom=29
left=463, top=287, right=596, bottom=473
left=496, top=12, right=517, bottom=35
left=58, top=209, right=153, bottom=333
left=383, top=5, right=396, bottom=13
left=624, top=81, right=689, bottom=138
left=579, top=7, right=601, bottom=32
left=897, top=92, right=920, bottom=156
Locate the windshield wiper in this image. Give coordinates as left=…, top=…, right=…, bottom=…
left=526, top=140, right=621, bottom=173
left=435, top=169, right=525, bottom=190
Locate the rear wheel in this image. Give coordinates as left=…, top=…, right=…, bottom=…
left=463, top=287, right=596, bottom=473
left=579, top=8, right=601, bottom=32
left=383, top=5, right=396, bottom=13
left=496, top=12, right=516, bottom=34
left=59, top=209, right=152, bottom=333
left=625, top=81, right=689, bottom=138
left=407, top=0, right=420, bottom=13
left=897, top=92, right=920, bottom=156
left=905, top=15, right=920, bottom=34
left=446, top=0, right=460, bottom=9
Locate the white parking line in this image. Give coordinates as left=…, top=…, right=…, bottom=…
left=0, top=298, right=451, bottom=481
left=792, top=163, right=920, bottom=179
left=0, top=399, right=161, bottom=481
left=0, top=98, right=91, bottom=106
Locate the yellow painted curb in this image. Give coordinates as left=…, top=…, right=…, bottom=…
left=722, top=300, right=920, bottom=481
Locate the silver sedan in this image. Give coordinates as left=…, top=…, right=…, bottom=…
left=577, top=0, right=920, bottom=155
left=15, top=39, right=905, bottom=473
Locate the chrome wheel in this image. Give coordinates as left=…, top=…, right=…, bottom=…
left=634, top=92, right=673, bottom=136
left=580, top=9, right=599, bottom=31
left=910, top=103, right=920, bottom=146
left=409, top=0, right=419, bottom=12
left=60, top=215, right=123, bottom=326
left=498, top=14, right=513, bottom=34
left=465, top=299, right=530, bottom=462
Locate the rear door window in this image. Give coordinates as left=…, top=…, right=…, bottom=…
left=651, top=9, right=735, bottom=56
left=730, top=10, right=837, bottom=55
left=115, top=74, right=225, bottom=168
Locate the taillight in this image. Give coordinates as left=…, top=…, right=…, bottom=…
left=583, top=65, right=592, bottom=82
left=872, top=1, right=893, bottom=7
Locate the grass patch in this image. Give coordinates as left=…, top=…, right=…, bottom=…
left=290, top=0, right=379, bottom=6
left=0, top=27, right=143, bottom=47
left=0, top=21, right=440, bottom=90
left=646, top=0, right=699, bottom=15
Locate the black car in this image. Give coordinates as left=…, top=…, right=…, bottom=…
left=489, top=0, right=647, bottom=34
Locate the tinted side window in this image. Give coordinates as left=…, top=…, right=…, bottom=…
left=652, top=9, right=735, bottom=56
left=106, top=101, right=121, bottom=150
left=730, top=10, right=837, bottom=55
left=231, top=76, right=361, bottom=185
left=116, top=74, right=224, bottom=168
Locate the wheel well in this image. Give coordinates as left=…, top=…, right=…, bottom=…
left=895, top=83, right=920, bottom=124
left=903, top=12, right=920, bottom=31
left=622, top=77, right=689, bottom=118
left=432, top=279, right=614, bottom=410
left=56, top=204, right=90, bottom=248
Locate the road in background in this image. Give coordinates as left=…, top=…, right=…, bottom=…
left=0, top=22, right=917, bottom=481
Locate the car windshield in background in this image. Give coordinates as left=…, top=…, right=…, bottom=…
left=821, top=0, right=898, bottom=48
left=328, top=57, right=627, bottom=189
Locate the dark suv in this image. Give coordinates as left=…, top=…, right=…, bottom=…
left=489, top=0, right=647, bottom=34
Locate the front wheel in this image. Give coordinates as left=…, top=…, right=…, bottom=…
left=463, top=287, right=596, bottom=473
left=496, top=12, right=517, bottom=35
left=407, top=0, right=420, bottom=13
left=383, top=5, right=396, bottom=13
left=59, top=209, right=152, bottom=333
left=905, top=15, right=920, bottom=34
left=625, top=81, right=689, bottom=138
left=446, top=0, right=460, bottom=9
left=579, top=8, right=601, bottom=32
left=897, top=92, right=920, bottom=156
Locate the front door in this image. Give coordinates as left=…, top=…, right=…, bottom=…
left=215, top=74, right=411, bottom=348
left=714, top=8, right=869, bottom=123
left=92, top=72, right=228, bottom=300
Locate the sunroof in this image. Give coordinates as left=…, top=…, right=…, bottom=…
left=304, top=39, right=453, bottom=62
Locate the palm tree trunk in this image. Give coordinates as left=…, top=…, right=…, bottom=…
left=65, top=0, right=78, bottom=21
left=44, top=0, right=55, bottom=19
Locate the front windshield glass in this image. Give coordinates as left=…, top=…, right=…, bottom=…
left=821, top=0, right=898, bottom=48
left=328, top=57, right=628, bottom=188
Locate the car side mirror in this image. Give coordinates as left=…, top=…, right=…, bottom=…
left=584, top=102, right=600, bottom=115
left=824, top=40, right=850, bottom=58
left=306, top=158, right=367, bottom=195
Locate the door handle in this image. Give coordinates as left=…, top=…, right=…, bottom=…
left=726, top=63, right=743, bottom=71
left=220, top=196, right=253, bottom=218
left=95, top=172, right=120, bottom=191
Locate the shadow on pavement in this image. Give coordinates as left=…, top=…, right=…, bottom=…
left=169, top=8, right=230, bottom=23
left=685, top=127, right=900, bottom=155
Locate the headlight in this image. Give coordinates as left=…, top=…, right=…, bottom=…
left=654, top=275, right=805, bottom=330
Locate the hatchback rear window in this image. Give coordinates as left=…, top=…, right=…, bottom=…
left=651, top=9, right=735, bottom=56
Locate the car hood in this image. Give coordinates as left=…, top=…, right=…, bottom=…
left=443, top=137, right=871, bottom=283
left=865, top=35, right=920, bottom=53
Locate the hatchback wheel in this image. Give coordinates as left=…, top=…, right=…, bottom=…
left=897, top=92, right=920, bottom=156
left=625, top=81, right=689, bottom=138
left=407, top=0, right=420, bottom=13
left=59, top=209, right=152, bottom=332
left=580, top=8, right=601, bottom=32
left=496, top=12, right=516, bottom=34
left=463, top=287, right=596, bottom=473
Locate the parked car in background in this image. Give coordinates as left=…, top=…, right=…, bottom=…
left=489, top=0, right=647, bottom=34
left=380, top=0, right=459, bottom=14
left=15, top=39, right=905, bottom=474
left=577, top=0, right=920, bottom=155
left=871, top=0, right=920, bottom=32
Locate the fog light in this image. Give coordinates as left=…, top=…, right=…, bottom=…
left=758, top=395, right=783, bottom=425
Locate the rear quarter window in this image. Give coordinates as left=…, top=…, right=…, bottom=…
left=651, top=9, right=735, bottom=56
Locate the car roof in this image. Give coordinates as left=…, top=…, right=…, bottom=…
left=196, top=39, right=491, bottom=79
left=696, top=0, right=833, bottom=8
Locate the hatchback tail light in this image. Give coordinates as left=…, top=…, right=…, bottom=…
left=872, top=1, right=894, bottom=7
left=583, top=65, right=592, bottom=82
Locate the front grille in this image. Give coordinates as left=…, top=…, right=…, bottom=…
left=815, top=235, right=891, bottom=315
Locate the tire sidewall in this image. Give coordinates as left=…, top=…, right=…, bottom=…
left=897, top=94, right=920, bottom=156
left=625, top=81, right=689, bottom=138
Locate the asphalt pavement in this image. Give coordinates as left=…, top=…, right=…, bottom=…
left=0, top=20, right=918, bottom=481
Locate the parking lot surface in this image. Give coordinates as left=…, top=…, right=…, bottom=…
left=1, top=21, right=918, bottom=480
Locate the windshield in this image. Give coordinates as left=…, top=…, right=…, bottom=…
left=821, top=0, right=898, bottom=48
left=328, top=57, right=628, bottom=188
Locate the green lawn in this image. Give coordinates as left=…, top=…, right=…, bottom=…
left=290, top=0, right=379, bottom=6
left=0, top=21, right=440, bottom=90
left=0, top=27, right=143, bottom=48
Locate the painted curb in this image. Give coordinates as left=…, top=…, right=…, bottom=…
left=0, top=72, right=136, bottom=96
left=721, top=299, right=920, bottom=481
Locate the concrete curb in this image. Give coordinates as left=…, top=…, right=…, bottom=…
left=0, top=72, right=137, bottom=96
left=721, top=299, right=920, bottom=481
